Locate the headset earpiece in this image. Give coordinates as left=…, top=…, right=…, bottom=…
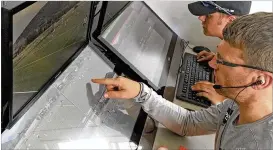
left=256, top=77, right=265, bottom=85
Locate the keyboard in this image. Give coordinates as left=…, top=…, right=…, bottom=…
left=176, top=53, right=212, bottom=108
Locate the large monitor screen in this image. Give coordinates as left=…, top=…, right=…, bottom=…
left=98, top=2, right=174, bottom=90
left=12, top=1, right=90, bottom=120
left=9, top=46, right=142, bottom=149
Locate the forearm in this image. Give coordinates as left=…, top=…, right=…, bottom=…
left=136, top=83, right=220, bottom=136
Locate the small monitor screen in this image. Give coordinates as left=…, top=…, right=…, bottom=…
left=100, top=2, right=173, bottom=88
left=12, top=1, right=90, bottom=117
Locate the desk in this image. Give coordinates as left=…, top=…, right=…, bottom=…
left=139, top=39, right=215, bottom=150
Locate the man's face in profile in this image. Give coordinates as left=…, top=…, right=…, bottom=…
left=198, top=12, right=226, bottom=37
left=210, top=40, right=251, bottom=100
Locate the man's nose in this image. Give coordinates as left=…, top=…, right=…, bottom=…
left=198, top=15, right=206, bottom=22
left=209, top=56, right=217, bottom=69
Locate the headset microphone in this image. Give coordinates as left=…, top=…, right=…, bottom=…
left=213, top=80, right=263, bottom=89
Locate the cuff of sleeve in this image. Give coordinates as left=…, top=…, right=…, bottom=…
left=215, top=102, right=221, bottom=105
left=215, top=98, right=229, bottom=105
left=134, top=83, right=152, bottom=103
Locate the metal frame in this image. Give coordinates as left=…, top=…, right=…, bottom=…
left=1, top=1, right=93, bottom=131
left=2, top=6, right=13, bottom=133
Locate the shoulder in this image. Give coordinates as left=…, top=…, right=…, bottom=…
left=245, top=114, right=273, bottom=149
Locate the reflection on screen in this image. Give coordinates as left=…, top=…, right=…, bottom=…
left=12, top=1, right=90, bottom=116
left=101, top=2, right=173, bottom=87
left=11, top=47, right=142, bottom=150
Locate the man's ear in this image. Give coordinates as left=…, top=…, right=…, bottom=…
left=265, top=72, right=273, bottom=88
left=228, top=15, right=237, bottom=23
left=253, top=73, right=273, bottom=90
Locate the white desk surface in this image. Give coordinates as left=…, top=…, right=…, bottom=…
left=152, top=41, right=215, bottom=150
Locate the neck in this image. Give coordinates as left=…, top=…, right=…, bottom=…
left=237, top=93, right=272, bottom=125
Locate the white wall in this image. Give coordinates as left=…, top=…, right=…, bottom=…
left=145, top=1, right=220, bottom=52
left=250, top=1, right=272, bottom=13
left=145, top=1, right=273, bottom=52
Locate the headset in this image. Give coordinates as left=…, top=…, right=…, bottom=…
left=213, top=77, right=266, bottom=148
left=213, top=79, right=265, bottom=89
left=216, top=78, right=265, bottom=125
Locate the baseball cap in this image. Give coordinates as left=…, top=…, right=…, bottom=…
left=188, top=1, right=252, bottom=16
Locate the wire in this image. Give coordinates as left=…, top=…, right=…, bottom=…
left=229, top=86, right=248, bottom=110
left=180, top=39, right=193, bottom=50
left=188, top=44, right=193, bottom=50
left=177, top=39, right=191, bottom=75
left=94, top=9, right=101, bottom=17
left=234, top=87, right=248, bottom=102
left=94, top=43, right=107, bottom=52
left=219, top=86, right=248, bottom=147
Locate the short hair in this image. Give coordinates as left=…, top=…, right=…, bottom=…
left=223, top=12, right=273, bottom=73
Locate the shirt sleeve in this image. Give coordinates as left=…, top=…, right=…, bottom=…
left=135, top=83, right=229, bottom=136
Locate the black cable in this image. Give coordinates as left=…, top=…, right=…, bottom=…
left=229, top=86, right=248, bottom=110
left=188, top=45, right=193, bottom=50
left=234, top=86, right=248, bottom=102
left=181, top=39, right=193, bottom=50
left=92, top=2, right=102, bottom=18
left=94, top=9, right=101, bottom=17
left=94, top=43, right=106, bottom=52
left=177, top=39, right=190, bottom=75
left=219, top=86, right=248, bottom=147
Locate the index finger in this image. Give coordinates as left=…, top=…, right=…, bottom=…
left=91, top=78, right=119, bottom=86
left=197, top=50, right=207, bottom=59
left=191, top=84, right=211, bottom=93
left=195, top=81, right=214, bottom=85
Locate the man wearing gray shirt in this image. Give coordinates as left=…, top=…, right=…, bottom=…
left=92, top=12, right=273, bottom=149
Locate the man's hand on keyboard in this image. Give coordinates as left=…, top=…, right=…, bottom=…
left=197, top=50, right=215, bottom=62
left=191, top=81, right=226, bottom=105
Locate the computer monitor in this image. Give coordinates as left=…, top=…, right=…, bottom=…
left=1, top=1, right=91, bottom=131
left=93, top=1, right=177, bottom=91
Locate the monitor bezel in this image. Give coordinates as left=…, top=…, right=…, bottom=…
left=92, top=1, right=178, bottom=91
left=1, top=1, right=93, bottom=130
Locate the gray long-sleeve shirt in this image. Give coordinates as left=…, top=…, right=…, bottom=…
left=136, top=83, right=273, bottom=150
